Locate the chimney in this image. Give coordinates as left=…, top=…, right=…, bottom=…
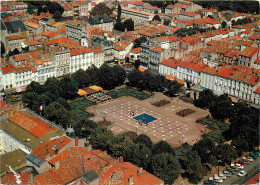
left=128, top=176, right=133, bottom=185
left=55, top=161, right=60, bottom=170
left=8, top=109, right=14, bottom=118
left=75, top=137, right=78, bottom=146
left=119, top=156, right=123, bottom=163
left=137, top=167, right=143, bottom=176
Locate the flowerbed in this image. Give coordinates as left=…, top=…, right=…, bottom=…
left=97, top=120, right=113, bottom=126
left=152, top=99, right=170, bottom=107
left=176, top=108, right=195, bottom=117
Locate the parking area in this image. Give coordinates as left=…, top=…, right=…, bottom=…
left=203, top=153, right=260, bottom=185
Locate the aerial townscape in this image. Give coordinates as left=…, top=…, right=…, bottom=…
left=0, top=0, right=259, bottom=184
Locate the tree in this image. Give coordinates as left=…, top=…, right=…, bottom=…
left=89, top=126, right=114, bottom=151
left=112, top=65, right=126, bottom=86
left=134, top=59, right=141, bottom=69
left=217, top=143, right=237, bottom=164
left=53, top=11, right=62, bottom=19
left=43, top=77, right=62, bottom=99
left=25, top=81, right=44, bottom=94
left=75, top=118, right=97, bottom=138
left=1, top=42, right=5, bottom=56
left=221, top=21, right=227, bottom=28
left=152, top=15, right=161, bottom=22
left=124, top=19, right=134, bottom=31
left=109, top=134, right=134, bottom=157
left=164, top=80, right=181, bottom=97
left=22, top=91, right=41, bottom=111
left=44, top=102, right=67, bottom=125
left=134, top=134, right=153, bottom=148
left=56, top=97, right=71, bottom=110
left=98, top=64, right=116, bottom=89
left=90, top=3, right=112, bottom=16
left=113, top=21, right=124, bottom=32
left=86, top=65, right=100, bottom=86
left=208, top=155, right=218, bottom=172
left=231, top=136, right=249, bottom=156
left=194, top=89, right=216, bottom=109
left=183, top=150, right=207, bottom=184
left=192, top=137, right=217, bottom=164
left=127, top=144, right=152, bottom=169
left=72, top=69, right=88, bottom=88
left=210, top=94, right=234, bottom=120
left=42, top=6, right=48, bottom=13
left=48, top=2, right=64, bottom=15
left=117, top=4, right=121, bottom=22
left=59, top=75, right=78, bottom=99
left=151, top=153, right=181, bottom=184
left=152, top=140, right=175, bottom=156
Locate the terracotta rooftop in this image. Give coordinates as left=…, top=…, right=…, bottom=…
left=240, top=47, right=258, bottom=58
left=5, top=34, right=25, bottom=41
left=8, top=111, right=56, bottom=138
left=151, top=46, right=163, bottom=53
left=31, top=136, right=72, bottom=162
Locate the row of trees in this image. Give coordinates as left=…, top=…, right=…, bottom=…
left=25, top=1, right=64, bottom=16
left=174, top=27, right=208, bottom=37
left=195, top=89, right=259, bottom=155
left=89, top=126, right=181, bottom=184
left=231, top=18, right=253, bottom=26
left=128, top=69, right=182, bottom=96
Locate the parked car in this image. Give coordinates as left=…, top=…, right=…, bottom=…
left=223, top=170, right=232, bottom=177
left=236, top=164, right=244, bottom=169
left=218, top=172, right=227, bottom=180
left=230, top=163, right=236, bottom=169
left=237, top=170, right=247, bottom=177
left=255, top=152, right=260, bottom=157
left=235, top=161, right=245, bottom=166
left=246, top=156, right=254, bottom=161
left=203, top=179, right=216, bottom=184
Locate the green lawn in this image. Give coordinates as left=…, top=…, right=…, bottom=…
left=106, top=88, right=151, bottom=100
left=69, top=99, right=96, bottom=118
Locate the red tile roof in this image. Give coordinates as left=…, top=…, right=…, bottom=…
left=255, top=57, right=260, bottom=64
left=1, top=62, right=16, bottom=74
left=254, top=87, right=260, bottom=94
left=130, top=47, right=141, bottom=53
left=160, top=59, right=177, bottom=68
left=44, top=37, right=72, bottom=46
left=70, top=48, right=93, bottom=56
left=6, top=34, right=25, bottom=41
left=217, top=68, right=232, bottom=78
left=1, top=172, right=30, bottom=185
left=93, top=48, right=103, bottom=54
left=32, top=136, right=72, bottom=162
left=240, top=47, right=258, bottom=58
left=151, top=46, right=163, bottom=53
left=8, top=111, right=56, bottom=138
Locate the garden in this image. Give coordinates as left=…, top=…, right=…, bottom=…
left=196, top=116, right=230, bottom=143
left=106, top=87, right=151, bottom=100
left=152, top=99, right=170, bottom=107
left=97, top=119, right=113, bottom=126
left=69, top=98, right=96, bottom=118
left=176, top=108, right=195, bottom=117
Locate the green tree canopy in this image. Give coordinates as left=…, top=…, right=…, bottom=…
left=151, top=153, right=181, bottom=184
left=217, top=143, right=237, bottom=164
left=152, top=140, right=175, bottom=156
left=134, top=134, right=153, bottom=148
left=89, top=126, right=114, bottom=151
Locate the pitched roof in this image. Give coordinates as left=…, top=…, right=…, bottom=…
left=31, top=136, right=72, bottom=162
left=93, top=48, right=103, bottom=54
left=25, top=22, right=39, bottom=29
left=70, top=48, right=93, bottom=56
left=1, top=172, right=30, bottom=185
left=8, top=111, right=56, bottom=138
left=217, top=68, right=232, bottom=78
left=240, top=47, right=258, bottom=58
left=160, top=59, right=177, bottom=68
left=5, top=34, right=25, bottom=41
left=151, top=46, right=163, bottom=53
left=4, top=19, right=27, bottom=33
left=254, top=87, right=260, bottom=94
left=35, top=58, right=52, bottom=65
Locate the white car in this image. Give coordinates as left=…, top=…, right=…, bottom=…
left=218, top=172, right=227, bottom=180
left=214, top=174, right=223, bottom=183
left=238, top=170, right=247, bottom=177
left=236, top=164, right=244, bottom=169
left=246, top=156, right=254, bottom=162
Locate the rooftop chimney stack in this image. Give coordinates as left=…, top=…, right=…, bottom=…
left=75, top=137, right=78, bottom=146
left=137, top=167, right=143, bottom=176
left=55, top=161, right=60, bottom=170
left=119, top=156, right=123, bottom=163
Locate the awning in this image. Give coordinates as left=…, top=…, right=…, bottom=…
left=164, top=74, right=185, bottom=85
left=89, top=85, right=103, bottom=92
left=4, top=88, right=16, bottom=95
left=138, top=67, right=146, bottom=72
left=77, top=89, right=87, bottom=96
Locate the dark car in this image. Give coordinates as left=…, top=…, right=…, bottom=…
left=203, top=180, right=216, bottom=184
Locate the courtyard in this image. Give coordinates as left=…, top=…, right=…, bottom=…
left=87, top=92, right=209, bottom=147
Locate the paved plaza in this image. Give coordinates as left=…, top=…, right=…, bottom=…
left=87, top=93, right=209, bottom=146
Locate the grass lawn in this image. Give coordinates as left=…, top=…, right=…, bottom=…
left=106, top=87, right=151, bottom=100
left=69, top=98, right=96, bottom=118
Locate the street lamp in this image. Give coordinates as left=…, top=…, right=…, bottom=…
left=182, top=134, right=185, bottom=144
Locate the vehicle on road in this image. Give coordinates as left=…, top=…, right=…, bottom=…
left=246, top=156, right=254, bottom=161
left=218, top=172, right=227, bottom=180
left=222, top=170, right=232, bottom=177
left=230, top=163, right=236, bottom=169
left=203, top=179, right=216, bottom=184
left=237, top=170, right=247, bottom=177
left=235, top=161, right=245, bottom=166
left=236, top=164, right=244, bottom=169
